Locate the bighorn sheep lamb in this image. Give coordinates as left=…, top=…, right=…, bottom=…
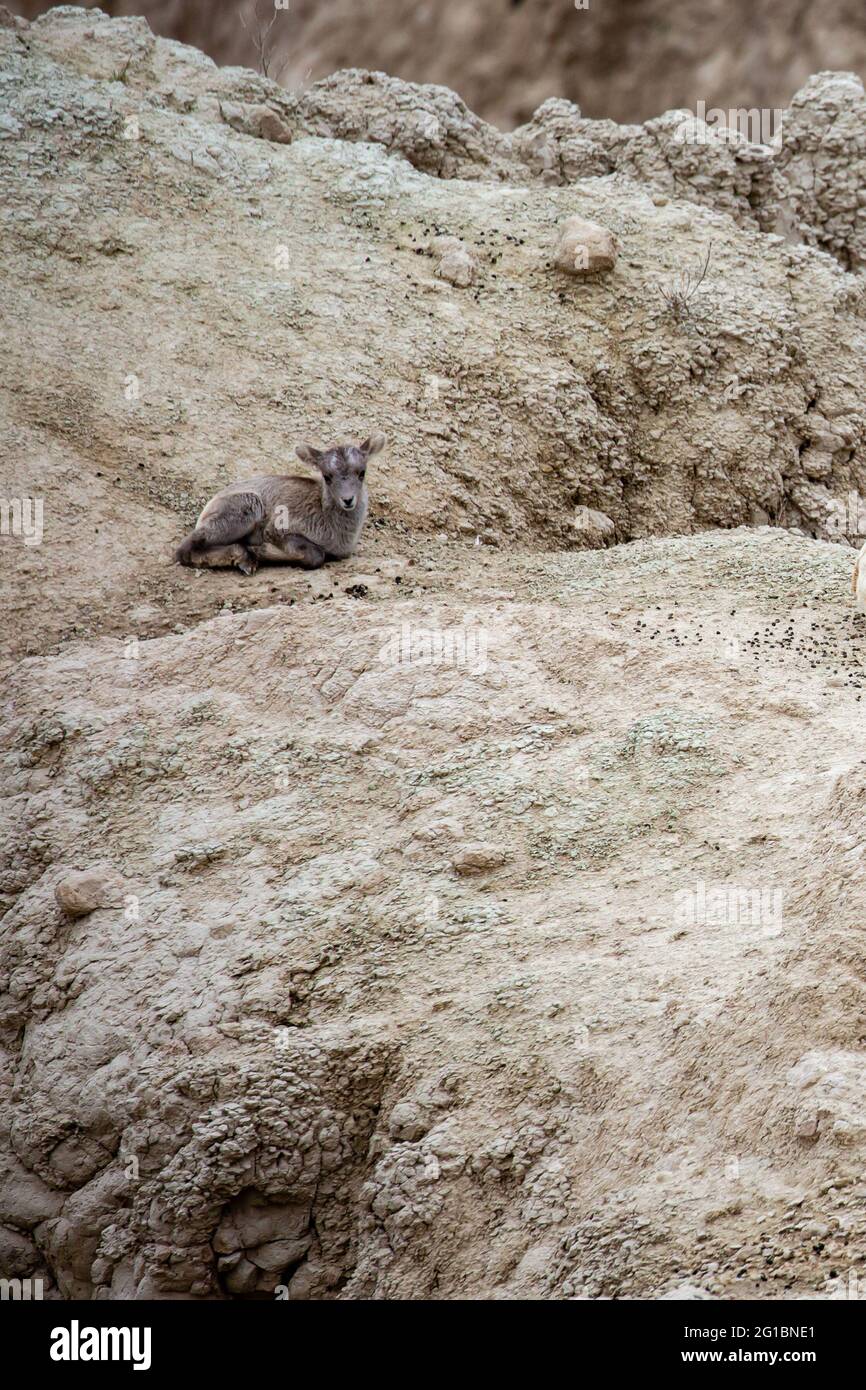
left=174, top=434, right=385, bottom=574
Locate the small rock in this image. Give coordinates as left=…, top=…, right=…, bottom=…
left=219, top=101, right=292, bottom=144
left=246, top=1238, right=311, bottom=1271
left=573, top=505, right=616, bottom=547
left=54, top=868, right=123, bottom=918
left=220, top=1255, right=259, bottom=1295
left=452, top=844, right=510, bottom=874
left=430, top=235, right=476, bottom=287
left=554, top=214, right=618, bottom=275
left=429, top=234, right=464, bottom=258
left=0, top=7, right=28, bottom=31
left=388, top=1101, right=429, bottom=1142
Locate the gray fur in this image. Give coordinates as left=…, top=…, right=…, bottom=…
left=174, top=433, right=385, bottom=573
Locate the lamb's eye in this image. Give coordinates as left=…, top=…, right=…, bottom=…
left=359, top=469, right=366, bottom=480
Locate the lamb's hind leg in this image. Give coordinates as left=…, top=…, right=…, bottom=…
left=187, top=543, right=258, bottom=575
left=251, top=534, right=326, bottom=569
left=175, top=492, right=264, bottom=570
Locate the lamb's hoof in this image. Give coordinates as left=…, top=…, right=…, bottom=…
left=237, top=553, right=258, bottom=576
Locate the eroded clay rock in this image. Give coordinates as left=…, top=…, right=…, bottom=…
left=430, top=234, right=476, bottom=286
left=452, top=844, right=510, bottom=874
left=54, top=869, right=123, bottom=918
left=219, top=100, right=292, bottom=143
left=387, top=1101, right=430, bottom=1142
left=573, top=505, right=617, bottom=546
left=553, top=214, right=618, bottom=274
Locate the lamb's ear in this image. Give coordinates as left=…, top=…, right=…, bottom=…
left=295, top=444, right=322, bottom=467
left=360, top=432, right=386, bottom=458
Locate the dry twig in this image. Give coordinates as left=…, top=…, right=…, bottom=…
left=659, top=242, right=713, bottom=321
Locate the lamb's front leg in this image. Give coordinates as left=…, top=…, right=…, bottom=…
left=251, top=534, right=326, bottom=569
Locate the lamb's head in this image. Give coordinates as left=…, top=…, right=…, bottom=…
left=296, top=433, right=386, bottom=512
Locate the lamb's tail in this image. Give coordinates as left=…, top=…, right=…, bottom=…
left=174, top=529, right=209, bottom=566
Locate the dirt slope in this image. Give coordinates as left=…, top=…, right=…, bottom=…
left=5, top=529, right=866, bottom=1298
left=2, top=9, right=866, bottom=669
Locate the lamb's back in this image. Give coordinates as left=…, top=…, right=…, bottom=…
left=216, top=475, right=318, bottom=507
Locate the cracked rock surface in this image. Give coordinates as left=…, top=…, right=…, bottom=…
left=12, top=0, right=866, bottom=136
left=6, top=526, right=866, bottom=1299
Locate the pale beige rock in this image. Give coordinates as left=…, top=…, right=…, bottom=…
left=452, top=844, right=510, bottom=874
left=388, top=1101, right=429, bottom=1141
left=54, top=869, right=123, bottom=918
left=794, top=1111, right=819, bottom=1139
left=247, top=1238, right=311, bottom=1271
left=219, top=100, right=292, bottom=143
left=430, top=236, right=476, bottom=287
left=554, top=214, right=618, bottom=274
left=573, top=505, right=616, bottom=547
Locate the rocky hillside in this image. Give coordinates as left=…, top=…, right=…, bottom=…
left=2, top=7, right=866, bottom=1300
left=11, top=0, right=866, bottom=130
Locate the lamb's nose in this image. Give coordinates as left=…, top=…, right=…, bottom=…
left=342, top=498, right=355, bottom=510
